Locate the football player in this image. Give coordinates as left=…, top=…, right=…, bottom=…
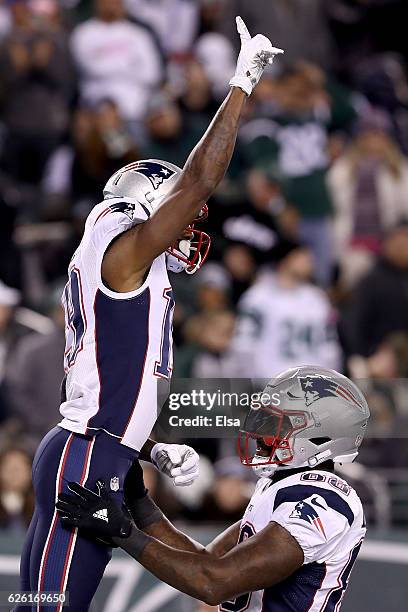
left=16, top=17, right=283, bottom=612
left=57, top=366, right=370, bottom=611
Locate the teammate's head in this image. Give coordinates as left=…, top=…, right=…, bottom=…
left=103, top=159, right=210, bottom=274
left=238, top=365, right=370, bottom=478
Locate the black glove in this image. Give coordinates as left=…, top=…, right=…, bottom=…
left=56, top=480, right=132, bottom=541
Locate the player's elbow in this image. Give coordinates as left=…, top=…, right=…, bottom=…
left=197, top=567, right=226, bottom=606
left=199, top=585, right=221, bottom=607
left=202, top=593, right=220, bottom=607
left=201, top=586, right=235, bottom=607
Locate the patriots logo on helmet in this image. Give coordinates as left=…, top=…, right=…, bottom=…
left=128, top=161, right=176, bottom=190
left=289, top=497, right=326, bottom=538
left=299, top=375, right=363, bottom=408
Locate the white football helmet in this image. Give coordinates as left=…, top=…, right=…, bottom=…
left=238, top=366, right=370, bottom=478
left=103, top=159, right=210, bottom=274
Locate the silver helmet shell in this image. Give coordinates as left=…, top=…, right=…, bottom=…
left=239, top=365, right=370, bottom=477
left=103, top=159, right=182, bottom=211
left=103, top=159, right=210, bottom=273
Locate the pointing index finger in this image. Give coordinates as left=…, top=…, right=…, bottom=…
left=236, top=16, right=251, bottom=43
left=258, top=49, right=285, bottom=67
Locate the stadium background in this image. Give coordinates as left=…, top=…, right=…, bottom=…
left=0, top=0, right=408, bottom=609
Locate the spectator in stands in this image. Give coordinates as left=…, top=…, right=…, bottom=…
left=178, top=57, right=219, bottom=121
left=0, top=0, right=11, bottom=41
left=170, top=262, right=230, bottom=370
left=0, top=0, right=74, bottom=191
left=175, top=262, right=235, bottom=378
left=0, top=281, right=21, bottom=422
left=70, top=0, right=163, bottom=139
left=0, top=196, right=22, bottom=291
left=367, top=332, right=408, bottom=380
left=179, top=307, right=235, bottom=378
left=352, top=54, right=408, bottom=155
left=194, top=0, right=235, bottom=101
left=44, top=100, right=139, bottom=219
left=125, top=0, right=198, bottom=57
left=143, top=92, right=207, bottom=167
left=327, top=0, right=406, bottom=80
left=172, top=261, right=230, bottom=322
left=245, top=169, right=299, bottom=240
left=71, top=100, right=139, bottom=212
left=0, top=446, right=33, bottom=531
left=222, top=244, right=258, bottom=304
left=358, top=332, right=408, bottom=469
left=140, top=461, right=180, bottom=520
left=240, top=63, right=357, bottom=285
left=6, top=285, right=65, bottom=451
left=194, top=264, right=231, bottom=313
left=342, top=223, right=408, bottom=366
left=219, top=0, right=334, bottom=69
left=186, top=456, right=254, bottom=524
left=329, top=110, right=408, bottom=286
left=227, top=240, right=342, bottom=377
left=209, top=170, right=296, bottom=267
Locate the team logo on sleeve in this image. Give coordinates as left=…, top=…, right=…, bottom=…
left=299, top=375, right=363, bottom=408
left=289, top=496, right=326, bottom=538
left=122, top=161, right=176, bottom=190
left=108, top=201, right=137, bottom=219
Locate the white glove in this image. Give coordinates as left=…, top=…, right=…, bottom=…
left=229, top=16, right=284, bottom=96
left=151, top=443, right=200, bottom=486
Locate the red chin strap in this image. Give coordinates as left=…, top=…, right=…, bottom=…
left=167, top=204, right=211, bottom=273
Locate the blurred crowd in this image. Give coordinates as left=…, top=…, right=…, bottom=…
left=0, top=0, right=408, bottom=531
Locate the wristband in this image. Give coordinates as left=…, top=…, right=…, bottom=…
left=125, top=492, right=163, bottom=529
left=229, top=75, right=252, bottom=96
left=114, top=524, right=151, bottom=559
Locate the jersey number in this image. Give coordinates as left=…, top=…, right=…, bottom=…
left=280, top=320, right=335, bottom=359
left=219, top=523, right=256, bottom=612
left=154, top=288, right=174, bottom=379
left=63, top=268, right=87, bottom=370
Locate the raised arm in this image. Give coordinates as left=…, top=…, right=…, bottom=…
left=127, top=87, right=246, bottom=271
left=102, top=18, right=283, bottom=291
